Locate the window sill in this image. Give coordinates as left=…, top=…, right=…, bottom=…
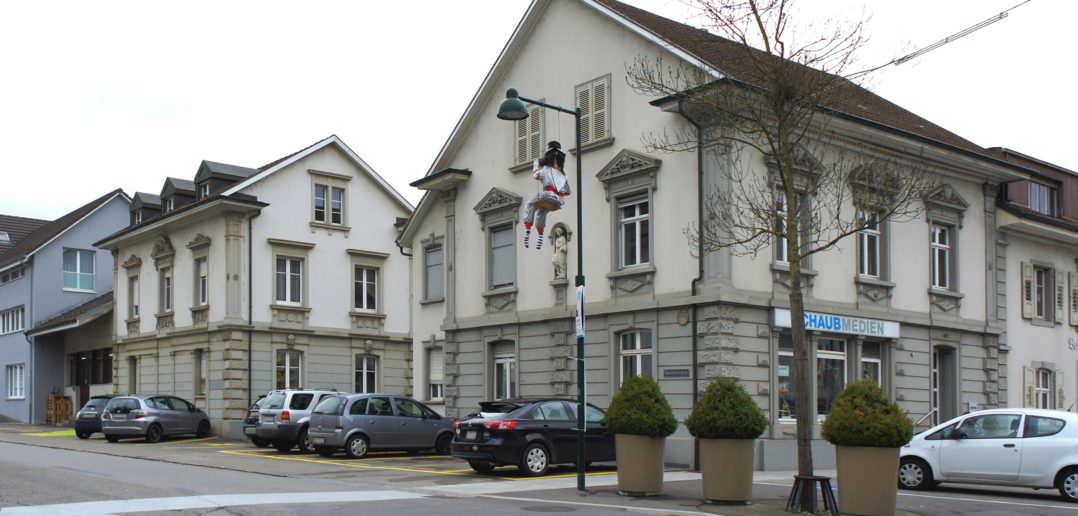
left=569, top=136, right=615, bottom=155
left=927, top=288, right=963, bottom=299
left=62, top=288, right=96, bottom=294
left=190, top=305, right=209, bottom=324
left=855, top=276, right=895, bottom=302
left=606, top=264, right=656, bottom=279
left=482, top=286, right=519, bottom=298
left=770, top=263, right=818, bottom=276
left=1030, top=317, right=1055, bottom=328
left=270, top=304, right=311, bottom=312
left=927, top=288, right=963, bottom=313
left=309, top=221, right=350, bottom=235
left=509, top=162, right=534, bottom=174
left=419, top=297, right=445, bottom=305
left=6, top=397, right=25, bottom=401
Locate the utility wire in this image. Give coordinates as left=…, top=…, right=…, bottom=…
left=848, top=0, right=1031, bottom=79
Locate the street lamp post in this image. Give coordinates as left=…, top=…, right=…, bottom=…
left=498, top=87, right=587, bottom=491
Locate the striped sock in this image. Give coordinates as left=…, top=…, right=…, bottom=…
left=536, top=231, right=543, bottom=250
left=523, top=228, right=530, bottom=248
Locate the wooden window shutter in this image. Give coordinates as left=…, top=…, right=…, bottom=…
left=1023, top=366, right=1035, bottom=407
left=576, top=83, right=591, bottom=144
left=1021, top=262, right=1034, bottom=319
left=1070, top=272, right=1078, bottom=326
left=1056, top=269, right=1067, bottom=324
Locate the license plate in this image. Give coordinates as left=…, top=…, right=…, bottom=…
left=310, top=437, right=324, bottom=445
left=465, top=430, right=477, bottom=440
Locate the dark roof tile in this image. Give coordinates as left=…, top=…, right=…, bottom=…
left=0, top=215, right=49, bottom=256
left=0, top=189, right=127, bottom=268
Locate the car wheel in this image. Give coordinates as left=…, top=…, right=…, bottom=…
left=434, top=433, right=452, bottom=455
left=317, top=447, right=335, bottom=458
left=469, top=460, right=495, bottom=474
left=145, top=424, right=163, bottom=444
left=250, top=437, right=271, bottom=448
left=76, top=431, right=91, bottom=439
left=345, top=435, right=369, bottom=459
left=898, top=457, right=934, bottom=490
left=273, top=440, right=294, bottom=452
left=298, top=427, right=316, bottom=454
left=520, top=443, right=550, bottom=477
left=105, top=434, right=120, bottom=443
left=196, top=420, right=211, bottom=438
left=1058, top=467, right=1078, bottom=502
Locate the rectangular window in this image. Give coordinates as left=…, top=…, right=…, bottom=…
left=199, top=183, right=210, bottom=199
left=0, top=267, right=24, bottom=285
left=331, top=187, right=344, bottom=225
left=1035, top=368, right=1055, bottom=409
left=128, top=275, right=140, bottom=318
left=275, top=257, right=303, bottom=304
left=193, top=349, right=207, bottom=396
left=817, top=338, right=847, bottom=421
left=489, top=226, right=515, bottom=289
left=494, top=354, right=517, bottom=399
left=128, top=356, right=138, bottom=394
left=775, top=191, right=788, bottom=264
left=778, top=335, right=794, bottom=419
left=930, top=224, right=951, bottom=289
left=6, top=364, right=25, bottom=399
left=353, top=266, right=378, bottom=311
left=164, top=198, right=174, bottom=212
left=575, top=76, right=609, bottom=146
left=0, top=306, right=24, bottom=335
left=618, top=194, right=650, bottom=267
left=133, top=211, right=143, bottom=225
left=355, top=355, right=378, bottom=393
left=275, top=349, right=301, bottom=389
left=619, top=330, right=654, bottom=382
left=428, top=348, right=444, bottom=400
left=514, top=104, right=544, bottom=166
left=861, top=342, right=882, bottom=384
left=196, top=259, right=208, bottom=306
left=158, top=267, right=172, bottom=312
left=857, top=211, right=880, bottom=278
left=425, top=246, right=444, bottom=300
left=62, top=249, right=96, bottom=291
left=314, top=184, right=327, bottom=222
left=1034, top=266, right=1049, bottom=319
left=1029, top=183, right=1058, bottom=216
left=428, top=382, right=444, bottom=400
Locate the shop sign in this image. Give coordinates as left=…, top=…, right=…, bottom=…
left=663, top=368, right=690, bottom=378
left=773, top=308, right=899, bottom=338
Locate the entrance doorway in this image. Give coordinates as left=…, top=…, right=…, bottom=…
left=931, top=347, right=957, bottom=425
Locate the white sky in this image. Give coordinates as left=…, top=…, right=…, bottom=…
left=1, top=0, right=1073, bottom=220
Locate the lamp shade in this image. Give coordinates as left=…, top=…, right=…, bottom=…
left=497, top=88, right=529, bottom=121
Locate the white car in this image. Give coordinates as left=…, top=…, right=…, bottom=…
left=899, top=408, right=1078, bottom=502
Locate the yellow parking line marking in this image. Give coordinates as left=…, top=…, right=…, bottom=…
left=21, top=430, right=76, bottom=437
left=218, top=449, right=482, bottom=477
left=136, top=436, right=219, bottom=446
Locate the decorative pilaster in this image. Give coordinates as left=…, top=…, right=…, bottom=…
left=224, top=212, right=245, bottom=324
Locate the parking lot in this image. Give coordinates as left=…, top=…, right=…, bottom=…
left=0, top=423, right=617, bottom=488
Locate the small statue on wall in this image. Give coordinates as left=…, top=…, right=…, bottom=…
left=551, top=223, right=570, bottom=280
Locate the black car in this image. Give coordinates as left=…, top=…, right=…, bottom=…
left=74, top=395, right=116, bottom=439
left=243, top=395, right=270, bottom=447
left=451, top=398, right=615, bottom=476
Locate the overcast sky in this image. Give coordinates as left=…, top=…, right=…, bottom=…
left=1, top=0, right=1072, bottom=220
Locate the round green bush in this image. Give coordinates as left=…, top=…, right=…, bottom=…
left=685, top=377, right=767, bottom=439
left=821, top=380, right=913, bottom=448
left=605, top=375, right=678, bottom=437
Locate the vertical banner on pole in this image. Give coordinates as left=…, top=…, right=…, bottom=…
left=575, top=285, right=585, bottom=338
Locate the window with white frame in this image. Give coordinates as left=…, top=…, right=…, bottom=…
left=930, top=224, right=952, bottom=290
left=618, top=194, right=649, bottom=268
left=489, top=225, right=515, bottom=289
left=575, top=76, right=610, bottom=146
left=1029, top=182, right=1058, bottom=217
left=1035, top=368, right=1055, bottom=409
left=275, top=257, right=303, bottom=305
left=195, top=258, right=208, bottom=306
left=428, top=347, right=444, bottom=400
left=133, top=211, right=143, bottom=225
left=777, top=335, right=795, bottom=419
left=514, top=104, right=543, bottom=166
left=355, top=355, right=378, bottom=393
left=62, top=248, right=95, bottom=291
left=861, top=342, right=882, bottom=384
left=0, top=267, right=24, bottom=285
left=158, top=267, right=172, bottom=312
left=857, top=211, right=881, bottom=278
left=493, top=354, right=517, bottom=399
left=128, top=275, right=140, bottom=318
left=817, top=338, right=847, bottom=421
left=0, top=306, right=24, bottom=335
left=199, top=183, right=210, bottom=199
left=164, top=198, right=174, bottom=212
left=619, top=330, right=653, bottom=382
left=353, top=266, right=378, bottom=311
left=275, top=349, right=302, bottom=389
left=424, top=246, right=444, bottom=301
left=774, top=190, right=788, bottom=264
left=1034, top=266, right=1049, bottom=319
left=6, top=364, right=25, bottom=399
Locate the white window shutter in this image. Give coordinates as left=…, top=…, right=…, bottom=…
left=576, top=84, right=591, bottom=144
left=1056, top=369, right=1066, bottom=409
left=592, top=77, right=608, bottom=140
left=1069, top=272, right=1078, bottom=326
left=1022, top=262, right=1034, bottom=319
left=428, top=349, right=444, bottom=383
left=515, top=117, right=529, bottom=164
left=1023, top=366, right=1035, bottom=407
left=1056, top=271, right=1066, bottom=324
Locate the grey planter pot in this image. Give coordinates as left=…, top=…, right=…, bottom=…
left=699, top=438, right=755, bottom=504
left=835, top=445, right=900, bottom=516
left=614, top=433, right=665, bottom=496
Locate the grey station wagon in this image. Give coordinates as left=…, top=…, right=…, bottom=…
left=101, top=394, right=210, bottom=443
left=308, top=393, right=454, bottom=458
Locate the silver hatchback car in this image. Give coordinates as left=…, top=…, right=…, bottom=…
left=308, top=393, right=454, bottom=458
left=101, top=395, right=211, bottom=443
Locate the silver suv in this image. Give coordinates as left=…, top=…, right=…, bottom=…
left=255, top=389, right=342, bottom=453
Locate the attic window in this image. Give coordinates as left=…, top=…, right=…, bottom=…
left=0, top=232, right=9, bottom=244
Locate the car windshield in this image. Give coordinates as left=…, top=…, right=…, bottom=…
left=84, top=398, right=109, bottom=409
left=263, top=392, right=286, bottom=410
left=313, top=396, right=343, bottom=415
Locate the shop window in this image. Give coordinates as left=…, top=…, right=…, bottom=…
left=618, top=330, right=653, bottom=382
left=816, top=338, right=847, bottom=421
left=861, top=342, right=882, bottom=384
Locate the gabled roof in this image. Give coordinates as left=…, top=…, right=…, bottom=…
left=161, top=177, right=196, bottom=197
left=0, top=215, right=48, bottom=256
left=223, top=134, right=413, bottom=212
left=26, top=291, right=113, bottom=337
left=0, top=189, right=130, bottom=270
left=194, top=160, right=259, bottom=184
left=131, top=192, right=161, bottom=211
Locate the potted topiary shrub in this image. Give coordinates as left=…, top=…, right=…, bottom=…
left=605, top=375, right=678, bottom=496
left=821, top=379, right=914, bottom=516
left=685, top=377, right=768, bottom=504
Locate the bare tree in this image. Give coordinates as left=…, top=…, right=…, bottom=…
left=626, top=0, right=935, bottom=510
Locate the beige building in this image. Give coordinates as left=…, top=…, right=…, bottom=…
left=398, top=0, right=1039, bottom=469
left=97, top=135, right=413, bottom=437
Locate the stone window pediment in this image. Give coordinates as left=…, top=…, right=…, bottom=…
left=596, top=149, right=660, bottom=200
left=473, top=187, right=522, bottom=229
left=186, top=234, right=211, bottom=250
left=121, top=255, right=142, bottom=270
left=766, top=147, right=823, bottom=192
left=151, top=236, right=175, bottom=268
left=924, top=184, right=969, bottom=228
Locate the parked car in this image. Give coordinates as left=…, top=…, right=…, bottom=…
left=73, top=395, right=116, bottom=439
left=256, top=389, right=342, bottom=453
left=451, top=398, right=616, bottom=476
left=101, top=395, right=211, bottom=443
left=900, top=408, right=1078, bottom=502
left=243, top=395, right=270, bottom=447
left=308, top=393, right=454, bottom=459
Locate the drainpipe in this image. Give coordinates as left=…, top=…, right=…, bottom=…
left=247, top=212, right=260, bottom=407
left=677, top=99, right=705, bottom=471
left=21, top=255, right=33, bottom=423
